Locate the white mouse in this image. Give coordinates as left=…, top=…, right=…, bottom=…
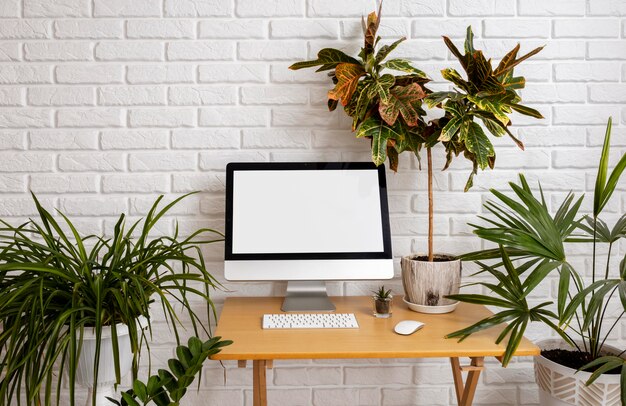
left=394, top=320, right=425, bottom=335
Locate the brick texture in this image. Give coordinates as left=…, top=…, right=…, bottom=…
left=1, top=1, right=625, bottom=405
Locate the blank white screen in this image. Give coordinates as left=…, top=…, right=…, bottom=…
left=232, top=169, right=384, bottom=254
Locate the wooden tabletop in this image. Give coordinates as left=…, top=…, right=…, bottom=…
left=211, top=296, right=540, bottom=361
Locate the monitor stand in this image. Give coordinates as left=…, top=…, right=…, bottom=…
left=281, top=281, right=336, bottom=312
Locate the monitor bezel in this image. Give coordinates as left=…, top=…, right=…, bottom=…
left=224, top=162, right=392, bottom=261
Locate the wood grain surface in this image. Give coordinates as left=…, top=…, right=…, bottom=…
left=211, top=296, right=539, bottom=361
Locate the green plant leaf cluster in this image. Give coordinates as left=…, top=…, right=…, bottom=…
left=107, top=336, right=232, bottom=406
left=0, top=193, right=224, bottom=406
left=373, top=285, right=392, bottom=299
left=289, top=6, right=543, bottom=190
left=289, top=4, right=429, bottom=171
left=449, top=118, right=626, bottom=405
left=424, top=27, right=544, bottom=191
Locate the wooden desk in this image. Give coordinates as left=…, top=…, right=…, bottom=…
left=212, top=296, right=539, bottom=406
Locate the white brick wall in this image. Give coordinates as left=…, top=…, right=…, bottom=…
left=0, top=1, right=625, bottom=405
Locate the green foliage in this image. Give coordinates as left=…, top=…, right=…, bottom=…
left=0, top=193, right=224, bottom=406
left=289, top=5, right=429, bottom=172
left=107, top=337, right=233, bottom=406
left=289, top=12, right=542, bottom=188
left=373, top=285, right=392, bottom=300
left=581, top=356, right=626, bottom=405
left=449, top=118, right=626, bottom=404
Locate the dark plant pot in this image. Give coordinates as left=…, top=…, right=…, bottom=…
left=373, top=297, right=392, bottom=318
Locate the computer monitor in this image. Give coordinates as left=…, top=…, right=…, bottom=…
left=224, top=162, right=393, bottom=312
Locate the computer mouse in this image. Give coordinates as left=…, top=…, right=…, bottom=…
left=394, top=320, right=425, bottom=335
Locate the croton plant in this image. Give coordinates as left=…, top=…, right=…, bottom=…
left=289, top=4, right=544, bottom=261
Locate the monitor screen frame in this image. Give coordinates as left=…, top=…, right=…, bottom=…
left=224, top=162, right=392, bottom=262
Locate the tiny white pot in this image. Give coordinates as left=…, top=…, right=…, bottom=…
left=71, top=316, right=147, bottom=406
left=401, top=253, right=461, bottom=314
left=535, top=338, right=624, bottom=406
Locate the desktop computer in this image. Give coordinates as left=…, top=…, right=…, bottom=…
left=224, top=162, right=393, bottom=312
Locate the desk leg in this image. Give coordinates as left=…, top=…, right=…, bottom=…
left=450, top=357, right=484, bottom=406
left=253, top=360, right=268, bottom=406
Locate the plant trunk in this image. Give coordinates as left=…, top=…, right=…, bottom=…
left=427, top=147, right=433, bottom=262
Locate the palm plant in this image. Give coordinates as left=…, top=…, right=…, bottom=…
left=289, top=4, right=543, bottom=261
left=0, top=192, right=225, bottom=406
left=446, top=118, right=626, bottom=403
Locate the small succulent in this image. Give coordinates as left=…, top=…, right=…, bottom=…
left=373, top=286, right=392, bottom=300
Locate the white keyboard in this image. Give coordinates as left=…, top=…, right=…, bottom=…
left=262, top=313, right=359, bottom=329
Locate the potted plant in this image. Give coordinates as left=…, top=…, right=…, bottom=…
left=372, top=285, right=393, bottom=318
left=0, top=192, right=227, bottom=406
left=288, top=4, right=543, bottom=313
left=446, top=118, right=626, bottom=405
left=108, top=336, right=232, bottom=406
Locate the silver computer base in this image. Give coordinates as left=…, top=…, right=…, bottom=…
left=281, top=281, right=336, bottom=312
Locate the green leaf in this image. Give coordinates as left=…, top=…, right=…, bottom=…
left=327, top=63, right=366, bottom=106
left=493, top=45, right=545, bottom=77
left=557, top=263, right=570, bottom=318
left=464, top=26, right=475, bottom=54
left=146, top=375, right=162, bottom=395
left=510, top=103, right=543, bottom=119
left=375, top=37, right=406, bottom=64
left=378, top=83, right=426, bottom=126
left=382, top=59, right=428, bottom=78
left=594, top=117, right=626, bottom=217
left=441, top=68, right=470, bottom=92
left=132, top=380, right=148, bottom=402
left=495, top=44, right=520, bottom=77
left=424, top=91, right=457, bottom=108
left=368, top=74, right=395, bottom=102
left=168, top=359, right=186, bottom=379
left=462, top=121, right=494, bottom=170
left=121, top=392, right=141, bottom=406
left=502, top=75, right=525, bottom=90
left=176, top=346, right=193, bottom=369
left=439, top=116, right=463, bottom=142
left=468, top=93, right=514, bottom=125
left=356, top=117, right=405, bottom=166
left=289, top=48, right=361, bottom=71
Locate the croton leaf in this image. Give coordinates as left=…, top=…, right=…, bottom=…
left=289, top=48, right=361, bottom=72
left=439, top=116, right=464, bottom=142
left=375, top=37, right=406, bottom=64
left=356, top=117, right=405, bottom=166
left=510, top=103, right=544, bottom=119
left=328, top=63, right=366, bottom=106
left=368, top=74, right=395, bottom=102
left=424, top=91, right=458, bottom=108
left=441, top=68, right=471, bottom=92
left=464, top=26, right=475, bottom=54
left=493, top=45, right=545, bottom=77
left=495, top=44, right=520, bottom=77
left=502, top=75, right=526, bottom=90
left=382, top=59, right=428, bottom=78
left=327, top=98, right=338, bottom=111
left=387, top=146, right=399, bottom=172
left=350, top=79, right=374, bottom=130
left=462, top=121, right=494, bottom=170
left=468, top=93, right=515, bottom=125
left=378, top=83, right=426, bottom=126
left=362, top=4, right=382, bottom=57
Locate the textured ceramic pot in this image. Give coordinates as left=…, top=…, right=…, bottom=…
left=535, top=338, right=624, bottom=406
left=401, top=254, right=461, bottom=313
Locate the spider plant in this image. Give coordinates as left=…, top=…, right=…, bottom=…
left=445, top=118, right=626, bottom=403
left=0, top=192, right=224, bottom=406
